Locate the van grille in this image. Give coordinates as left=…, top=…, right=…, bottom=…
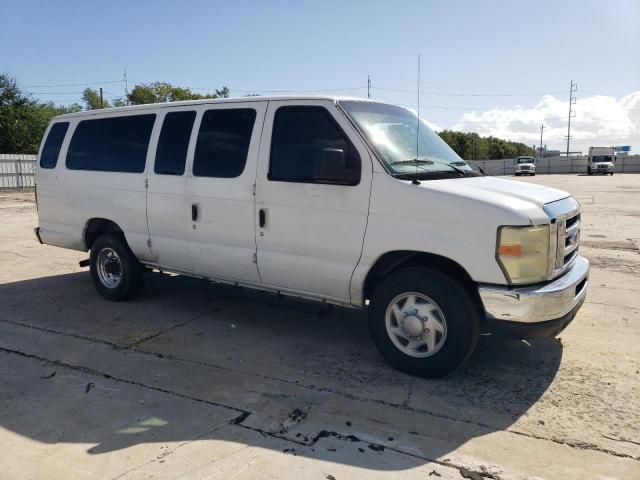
left=558, top=212, right=580, bottom=268
left=544, top=197, right=581, bottom=279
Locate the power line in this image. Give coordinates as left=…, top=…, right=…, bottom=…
left=373, top=86, right=568, bottom=96
left=23, top=80, right=123, bottom=88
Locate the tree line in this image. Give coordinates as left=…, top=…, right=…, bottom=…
left=1, top=73, right=534, bottom=158
left=438, top=130, right=534, bottom=159
left=82, top=82, right=230, bottom=109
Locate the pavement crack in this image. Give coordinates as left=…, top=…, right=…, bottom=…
left=403, top=379, right=415, bottom=407
left=0, top=317, right=128, bottom=350
left=0, top=346, right=248, bottom=417
left=109, top=423, right=232, bottom=480
left=128, top=298, right=238, bottom=348
left=1, top=319, right=638, bottom=462
left=602, top=435, right=640, bottom=447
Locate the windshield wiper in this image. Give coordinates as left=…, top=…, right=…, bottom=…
left=390, top=158, right=465, bottom=177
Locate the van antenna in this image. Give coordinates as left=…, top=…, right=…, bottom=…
left=413, top=54, right=421, bottom=185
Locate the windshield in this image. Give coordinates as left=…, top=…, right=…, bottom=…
left=339, top=101, right=478, bottom=178
left=592, top=155, right=612, bottom=162
left=517, top=158, right=534, bottom=164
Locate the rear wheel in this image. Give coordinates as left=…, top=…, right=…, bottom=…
left=90, top=234, right=143, bottom=301
left=368, top=267, right=480, bottom=378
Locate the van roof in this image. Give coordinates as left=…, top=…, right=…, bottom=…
left=53, top=95, right=381, bottom=120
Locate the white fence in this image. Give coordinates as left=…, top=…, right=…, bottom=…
left=0, top=154, right=37, bottom=189
left=469, top=155, right=640, bottom=176
left=0, top=153, right=638, bottom=189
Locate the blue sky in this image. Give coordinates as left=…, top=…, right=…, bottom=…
left=1, top=0, right=638, bottom=152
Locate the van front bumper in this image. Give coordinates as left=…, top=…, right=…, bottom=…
left=478, top=256, right=589, bottom=338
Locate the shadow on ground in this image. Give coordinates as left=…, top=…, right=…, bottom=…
left=0, top=271, right=563, bottom=470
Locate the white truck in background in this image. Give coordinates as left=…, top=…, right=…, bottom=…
left=514, top=156, right=536, bottom=176
left=587, top=146, right=615, bottom=175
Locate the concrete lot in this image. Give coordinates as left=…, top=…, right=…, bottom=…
left=0, top=174, right=638, bottom=480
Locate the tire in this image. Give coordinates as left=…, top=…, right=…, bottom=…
left=515, top=173, right=520, bottom=177
left=368, top=267, right=480, bottom=378
left=531, top=173, right=536, bottom=176
left=90, top=234, right=143, bottom=301
left=588, top=168, right=592, bottom=175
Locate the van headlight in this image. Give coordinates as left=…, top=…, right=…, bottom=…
left=496, top=225, right=550, bottom=284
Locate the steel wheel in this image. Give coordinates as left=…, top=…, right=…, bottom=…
left=96, top=247, right=122, bottom=289
left=385, top=292, right=447, bottom=358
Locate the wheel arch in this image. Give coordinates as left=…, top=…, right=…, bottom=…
left=83, top=218, right=125, bottom=250
left=362, top=250, right=483, bottom=310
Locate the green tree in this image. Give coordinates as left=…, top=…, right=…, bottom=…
left=82, top=88, right=111, bottom=110
left=0, top=74, right=80, bottom=154
left=437, top=130, right=534, bottom=160
left=127, top=82, right=230, bottom=105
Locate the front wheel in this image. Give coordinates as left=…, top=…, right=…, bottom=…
left=368, top=267, right=480, bottom=378
left=90, top=234, right=143, bottom=301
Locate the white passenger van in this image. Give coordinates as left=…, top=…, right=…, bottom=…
left=34, top=96, right=589, bottom=377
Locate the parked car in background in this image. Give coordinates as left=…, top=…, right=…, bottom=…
left=33, top=96, right=589, bottom=378
left=587, top=146, right=615, bottom=175
left=514, top=156, right=536, bottom=176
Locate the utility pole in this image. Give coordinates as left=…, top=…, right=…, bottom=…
left=124, top=68, right=129, bottom=105
left=539, top=123, right=544, bottom=158
left=367, top=75, right=371, bottom=99
left=473, top=135, right=477, bottom=160
left=99, top=88, right=104, bottom=109
left=566, top=80, right=577, bottom=157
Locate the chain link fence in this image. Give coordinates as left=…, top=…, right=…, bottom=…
left=0, top=155, right=37, bottom=189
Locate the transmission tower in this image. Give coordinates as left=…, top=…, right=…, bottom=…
left=565, top=80, right=577, bottom=156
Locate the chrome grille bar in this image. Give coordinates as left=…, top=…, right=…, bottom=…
left=544, top=197, right=581, bottom=280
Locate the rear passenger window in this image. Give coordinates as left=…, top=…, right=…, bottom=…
left=269, top=106, right=360, bottom=185
left=193, top=109, right=256, bottom=178
left=40, top=122, right=69, bottom=169
left=154, top=111, right=196, bottom=175
left=66, top=114, right=156, bottom=173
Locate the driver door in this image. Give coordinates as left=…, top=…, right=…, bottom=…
left=254, top=100, right=372, bottom=304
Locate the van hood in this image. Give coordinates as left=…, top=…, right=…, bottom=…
left=423, top=176, right=570, bottom=209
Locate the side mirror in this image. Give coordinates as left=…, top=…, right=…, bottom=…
left=311, top=148, right=357, bottom=184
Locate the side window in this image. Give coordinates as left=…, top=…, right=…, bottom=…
left=269, top=106, right=360, bottom=185
left=40, top=122, right=69, bottom=169
left=66, top=114, right=156, bottom=173
left=193, top=108, right=256, bottom=178
left=154, top=111, right=196, bottom=175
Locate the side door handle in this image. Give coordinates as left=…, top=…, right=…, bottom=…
left=259, top=209, right=266, bottom=228
left=192, top=204, right=198, bottom=222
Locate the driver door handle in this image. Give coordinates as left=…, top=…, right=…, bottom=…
left=259, top=209, right=266, bottom=228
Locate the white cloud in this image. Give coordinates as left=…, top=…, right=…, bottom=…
left=451, top=91, right=640, bottom=154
